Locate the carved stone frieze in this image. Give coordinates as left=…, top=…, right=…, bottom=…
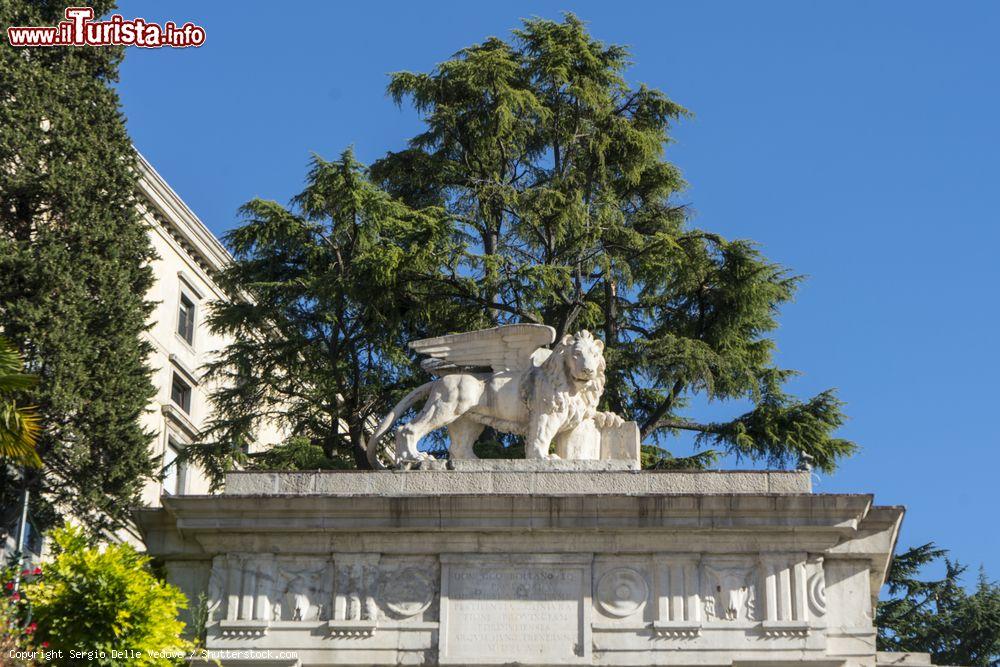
left=806, top=555, right=827, bottom=618
left=595, top=567, right=648, bottom=618
left=702, top=558, right=757, bottom=622
left=274, top=557, right=331, bottom=622
left=381, top=567, right=435, bottom=618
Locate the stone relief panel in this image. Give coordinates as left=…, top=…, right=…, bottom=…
left=806, top=555, right=827, bottom=620
left=208, top=552, right=441, bottom=639
left=275, top=556, right=332, bottom=622
left=756, top=553, right=811, bottom=637
left=701, top=557, right=758, bottom=622
left=595, top=566, right=649, bottom=619
left=327, top=552, right=380, bottom=635
left=210, top=553, right=280, bottom=637
left=592, top=558, right=652, bottom=622
left=376, top=556, right=439, bottom=622
left=212, top=553, right=279, bottom=624
left=652, top=554, right=702, bottom=637
left=204, top=549, right=827, bottom=648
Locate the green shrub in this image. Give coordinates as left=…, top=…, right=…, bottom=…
left=24, top=525, right=191, bottom=666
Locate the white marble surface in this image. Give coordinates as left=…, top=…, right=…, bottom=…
left=138, top=470, right=904, bottom=666
left=366, top=326, right=630, bottom=466
left=222, top=468, right=811, bottom=496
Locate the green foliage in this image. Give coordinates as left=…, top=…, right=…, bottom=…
left=473, top=438, right=525, bottom=460
left=371, top=14, right=855, bottom=471
left=0, top=336, right=41, bottom=468
left=245, top=436, right=353, bottom=471
left=877, top=543, right=1000, bottom=666
left=0, top=0, right=157, bottom=532
left=206, top=14, right=855, bottom=474
left=188, top=149, right=468, bottom=484
left=24, top=525, right=192, bottom=666
left=186, top=593, right=210, bottom=649
left=640, top=445, right=719, bottom=470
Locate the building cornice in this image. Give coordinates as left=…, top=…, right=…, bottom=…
left=134, top=150, right=233, bottom=276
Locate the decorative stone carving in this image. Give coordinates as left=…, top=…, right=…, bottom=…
left=652, top=625, right=701, bottom=638
left=365, top=324, right=626, bottom=466
left=381, top=567, right=434, bottom=618
left=702, top=561, right=757, bottom=622
left=329, top=554, right=379, bottom=637
left=214, top=553, right=277, bottom=625
left=807, top=556, right=827, bottom=618
left=758, top=553, right=811, bottom=629
left=206, top=555, right=226, bottom=623
left=326, top=619, right=377, bottom=638
left=274, top=558, right=330, bottom=623
left=596, top=567, right=648, bottom=618
left=653, top=554, right=702, bottom=638
left=761, top=622, right=811, bottom=638
left=218, top=619, right=268, bottom=638
left=755, top=553, right=812, bottom=639
left=211, top=553, right=277, bottom=639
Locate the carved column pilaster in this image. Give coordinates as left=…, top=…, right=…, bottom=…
left=653, top=554, right=701, bottom=638
left=758, top=552, right=810, bottom=637
left=253, top=555, right=276, bottom=622
left=219, top=553, right=271, bottom=638
left=224, top=553, right=244, bottom=621
left=240, top=559, right=256, bottom=621
left=329, top=553, right=380, bottom=637
left=793, top=557, right=808, bottom=623
left=207, top=555, right=226, bottom=623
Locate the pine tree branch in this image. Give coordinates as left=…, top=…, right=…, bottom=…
left=640, top=379, right=685, bottom=440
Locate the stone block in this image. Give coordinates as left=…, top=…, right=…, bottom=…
left=600, top=420, right=641, bottom=464
left=142, top=474, right=906, bottom=666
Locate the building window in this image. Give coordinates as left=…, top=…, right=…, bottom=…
left=170, top=373, right=191, bottom=413
left=162, top=437, right=187, bottom=496
left=177, top=292, right=195, bottom=345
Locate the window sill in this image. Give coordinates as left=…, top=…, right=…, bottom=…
left=162, top=404, right=199, bottom=439
left=173, top=331, right=197, bottom=355
left=169, top=353, right=200, bottom=386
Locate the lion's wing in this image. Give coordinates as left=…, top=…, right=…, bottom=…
left=409, top=324, right=556, bottom=374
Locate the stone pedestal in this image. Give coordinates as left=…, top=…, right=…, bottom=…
left=136, top=465, right=904, bottom=667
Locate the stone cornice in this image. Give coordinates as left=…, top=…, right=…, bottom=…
left=134, top=150, right=232, bottom=278
left=155, top=491, right=875, bottom=535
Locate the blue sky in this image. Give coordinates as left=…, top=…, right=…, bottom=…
left=116, top=1, right=999, bottom=580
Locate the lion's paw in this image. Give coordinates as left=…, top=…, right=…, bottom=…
left=594, top=411, right=625, bottom=429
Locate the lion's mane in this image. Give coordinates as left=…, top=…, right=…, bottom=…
left=525, top=330, right=606, bottom=434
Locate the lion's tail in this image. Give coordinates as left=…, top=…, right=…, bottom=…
left=365, top=381, right=434, bottom=469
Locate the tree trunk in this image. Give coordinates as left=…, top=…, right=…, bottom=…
left=350, top=424, right=372, bottom=470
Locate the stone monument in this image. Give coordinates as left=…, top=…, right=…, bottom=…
left=137, top=325, right=913, bottom=667
left=366, top=325, right=633, bottom=467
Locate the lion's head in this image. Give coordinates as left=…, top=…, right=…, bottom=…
left=542, top=330, right=607, bottom=410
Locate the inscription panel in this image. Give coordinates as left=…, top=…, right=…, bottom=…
left=440, top=554, right=591, bottom=665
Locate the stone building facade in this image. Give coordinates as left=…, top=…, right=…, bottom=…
left=138, top=465, right=915, bottom=667
left=134, top=154, right=284, bottom=507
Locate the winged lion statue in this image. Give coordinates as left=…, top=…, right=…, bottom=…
left=365, top=324, right=624, bottom=468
